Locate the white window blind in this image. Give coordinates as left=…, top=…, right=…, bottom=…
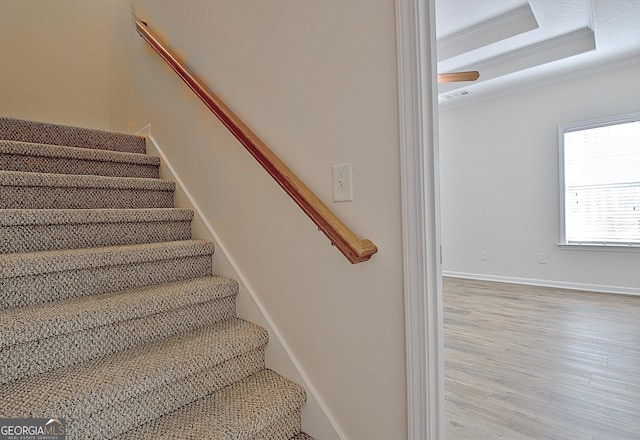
left=560, top=114, right=640, bottom=247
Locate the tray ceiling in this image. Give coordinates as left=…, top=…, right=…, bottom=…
left=435, top=0, right=640, bottom=108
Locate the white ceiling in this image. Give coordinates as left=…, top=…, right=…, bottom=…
left=435, top=0, right=640, bottom=108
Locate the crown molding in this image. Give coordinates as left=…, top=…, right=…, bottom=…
left=438, top=4, right=538, bottom=61
left=467, top=26, right=595, bottom=72
left=439, top=54, right=640, bottom=110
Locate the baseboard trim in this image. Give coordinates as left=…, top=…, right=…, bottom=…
left=146, top=133, right=346, bottom=440
left=443, top=271, right=640, bottom=296
left=134, top=124, right=152, bottom=137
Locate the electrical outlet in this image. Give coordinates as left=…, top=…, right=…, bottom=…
left=537, top=253, right=547, bottom=264
left=332, top=163, right=353, bottom=202
left=480, top=251, right=488, bottom=261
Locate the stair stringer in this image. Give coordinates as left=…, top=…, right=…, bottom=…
left=142, top=129, right=345, bottom=440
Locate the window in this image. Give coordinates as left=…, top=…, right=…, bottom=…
left=559, top=112, right=640, bottom=249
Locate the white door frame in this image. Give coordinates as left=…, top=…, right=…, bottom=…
left=395, top=0, right=445, bottom=438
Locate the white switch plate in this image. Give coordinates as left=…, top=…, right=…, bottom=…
left=332, top=163, right=353, bottom=202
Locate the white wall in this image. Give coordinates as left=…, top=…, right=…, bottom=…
left=109, top=1, right=407, bottom=439
left=0, top=0, right=111, bottom=129
left=440, top=63, right=640, bottom=292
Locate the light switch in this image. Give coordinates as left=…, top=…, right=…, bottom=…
left=332, top=163, right=353, bottom=202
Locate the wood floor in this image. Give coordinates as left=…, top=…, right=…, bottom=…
left=444, top=277, right=640, bottom=440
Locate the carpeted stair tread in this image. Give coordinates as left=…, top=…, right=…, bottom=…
left=255, top=412, right=305, bottom=440
left=0, top=240, right=214, bottom=280
left=1, top=208, right=194, bottom=253
left=0, top=240, right=214, bottom=309
left=0, top=318, right=268, bottom=439
left=0, top=275, right=237, bottom=349
left=0, top=276, right=238, bottom=383
left=0, top=170, right=175, bottom=209
left=0, top=139, right=159, bottom=178
left=0, top=117, right=146, bottom=153
left=115, top=369, right=306, bottom=440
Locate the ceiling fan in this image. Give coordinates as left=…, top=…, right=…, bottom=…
left=437, top=70, right=479, bottom=83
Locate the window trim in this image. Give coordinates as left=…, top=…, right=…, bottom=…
left=558, top=111, right=640, bottom=251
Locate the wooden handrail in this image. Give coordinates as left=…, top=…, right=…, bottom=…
left=135, top=18, right=377, bottom=263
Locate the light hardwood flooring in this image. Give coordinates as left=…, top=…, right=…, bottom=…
left=444, top=277, right=640, bottom=440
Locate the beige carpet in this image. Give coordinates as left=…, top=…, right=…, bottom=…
left=0, top=117, right=313, bottom=440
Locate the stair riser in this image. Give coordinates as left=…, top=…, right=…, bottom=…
left=0, top=186, right=173, bottom=209
left=117, top=409, right=302, bottom=440
left=1, top=320, right=268, bottom=433
left=0, top=153, right=159, bottom=178
left=1, top=255, right=213, bottom=309
left=112, top=368, right=306, bottom=440
left=1, top=277, right=238, bottom=348
left=2, top=221, right=192, bottom=253
left=0, top=118, right=146, bottom=154
left=70, top=348, right=266, bottom=440
left=254, top=411, right=303, bottom=440
left=1, top=296, right=236, bottom=383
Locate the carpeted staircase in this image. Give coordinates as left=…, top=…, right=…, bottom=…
left=0, top=117, right=313, bottom=440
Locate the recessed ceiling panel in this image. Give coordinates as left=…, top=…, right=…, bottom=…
left=437, top=4, right=539, bottom=61
left=435, top=0, right=640, bottom=108
left=436, top=0, right=529, bottom=38
left=444, top=27, right=595, bottom=88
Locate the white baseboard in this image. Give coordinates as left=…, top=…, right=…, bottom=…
left=146, top=132, right=345, bottom=440
left=443, top=271, right=640, bottom=296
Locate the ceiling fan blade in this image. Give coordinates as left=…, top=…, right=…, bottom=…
left=437, top=71, right=480, bottom=83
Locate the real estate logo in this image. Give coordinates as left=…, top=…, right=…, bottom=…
left=0, top=418, right=66, bottom=440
